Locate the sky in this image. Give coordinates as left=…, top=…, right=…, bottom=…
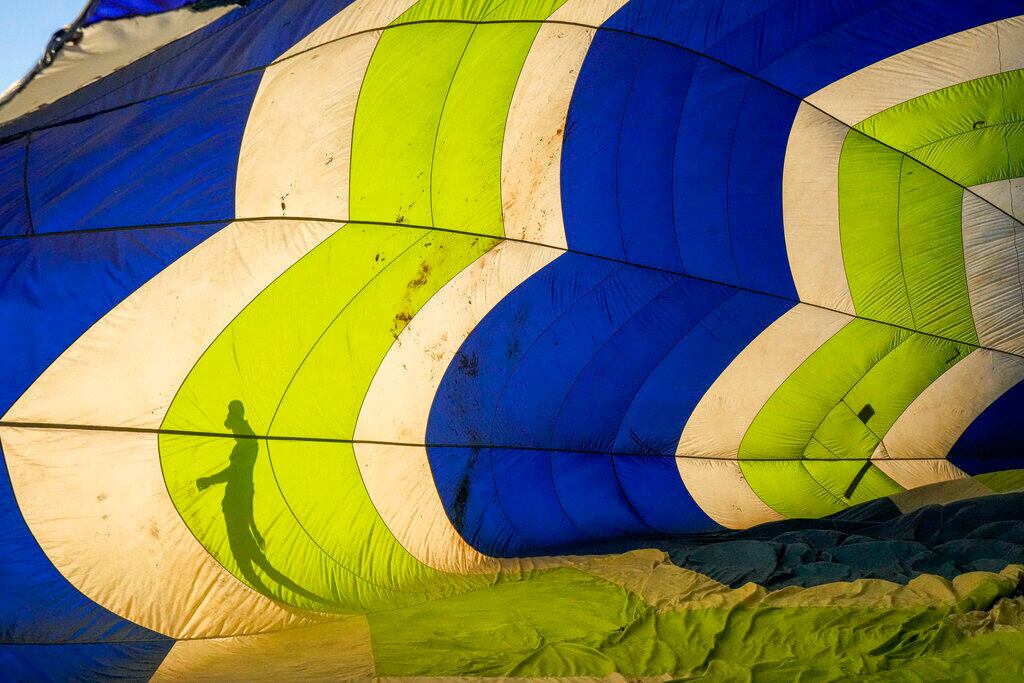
left=0, top=2, right=89, bottom=94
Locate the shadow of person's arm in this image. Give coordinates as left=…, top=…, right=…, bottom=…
left=197, top=463, right=233, bottom=491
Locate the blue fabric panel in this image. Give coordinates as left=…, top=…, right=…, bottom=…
left=28, top=75, right=258, bottom=232
left=671, top=59, right=746, bottom=286
left=0, top=139, right=30, bottom=236
left=0, top=641, right=172, bottom=681
left=427, top=251, right=791, bottom=553
left=0, top=0, right=358, bottom=142
left=428, top=253, right=622, bottom=447
left=605, top=0, right=1024, bottom=99
left=613, top=291, right=794, bottom=531
left=607, top=0, right=785, bottom=54
left=949, top=379, right=1024, bottom=475
left=750, top=0, right=1024, bottom=97
left=617, top=40, right=696, bottom=273
left=86, top=0, right=207, bottom=24
left=726, top=79, right=798, bottom=298
left=490, top=265, right=679, bottom=447
left=561, top=31, right=646, bottom=261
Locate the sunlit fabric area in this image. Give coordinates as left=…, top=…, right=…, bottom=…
left=3, top=0, right=1024, bottom=679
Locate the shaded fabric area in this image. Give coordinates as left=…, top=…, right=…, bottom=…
left=572, top=489, right=1024, bottom=590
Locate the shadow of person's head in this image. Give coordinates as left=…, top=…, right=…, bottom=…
left=225, top=399, right=248, bottom=433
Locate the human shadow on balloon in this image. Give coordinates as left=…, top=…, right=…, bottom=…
left=197, top=400, right=331, bottom=606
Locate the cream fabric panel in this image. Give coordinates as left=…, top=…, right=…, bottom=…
left=806, top=17, right=1024, bottom=125
left=878, top=348, right=1024, bottom=462
left=963, top=190, right=1024, bottom=355
left=675, top=457, right=782, bottom=530
left=354, top=241, right=561, bottom=573
left=235, top=32, right=379, bottom=220
left=152, top=617, right=374, bottom=680
left=0, top=6, right=233, bottom=124
left=970, top=178, right=1024, bottom=223
left=501, top=0, right=628, bottom=247
left=782, top=104, right=855, bottom=314
left=0, top=427, right=324, bottom=638
left=676, top=305, right=850, bottom=528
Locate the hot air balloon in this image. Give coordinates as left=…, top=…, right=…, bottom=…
left=3, top=0, right=1024, bottom=678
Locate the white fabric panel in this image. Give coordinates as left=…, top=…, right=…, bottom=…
left=676, top=305, right=850, bottom=528
left=0, top=6, right=233, bottom=124
left=963, top=190, right=1024, bottom=355
left=675, top=458, right=783, bottom=530
left=235, top=32, right=380, bottom=220
left=874, top=453, right=969, bottom=492
left=0, top=427, right=325, bottom=638
left=548, top=0, right=629, bottom=24
left=879, top=348, right=1024, bottom=461
left=970, top=178, right=1024, bottom=223
left=501, top=22, right=594, bottom=248
left=152, top=616, right=374, bottom=680
left=354, top=241, right=561, bottom=573
left=782, top=104, right=856, bottom=314
left=806, top=17, right=1024, bottom=125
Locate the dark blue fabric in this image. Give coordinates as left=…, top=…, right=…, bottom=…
left=562, top=31, right=798, bottom=298
left=0, top=0, right=358, bottom=143
left=0, top=140, right=30, bottom=236
left=949, top=380, right=1024, bottom=475
left=658, top=491, right=1024, bottom=589
left=85, top=0, right=211, bottom=24
left=0, top=641, right=172, bottom=681
left=28, top=75, right=257, bottom=232
left=606, top=0, right=1024, bottom=97
left=427, top=252, right=795, bottom=554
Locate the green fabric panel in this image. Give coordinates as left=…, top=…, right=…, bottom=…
left=839, top=132, right=976, bottom=343
left=838, top=132, right=914, bottom=328
left=350, top=22, right=474, bottom=227
left=740, top=319, right=907, bottom=463
left=431, top=23, right=541, bottom=236
left=368, top=564, right=1024, bottom=678
left=896, top=156, right=975, bottom=343
left=739, top=319, right=972, bottom=518
left=976, top=469, right=1024, bottom=493
left=161, top=226, right=423, bottom=436
left=394, top=0, right=565, bottom=22
left=160, top=227, right=494, bottom=611
left=268, top=233, right=498, bottom=437
left=855, top=69, right=1024, bottom=186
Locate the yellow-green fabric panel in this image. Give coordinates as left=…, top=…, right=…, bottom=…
left=267, top=232, right=498, bottom=437
left=431, top=23, right=543, bottom=236
left=855, top=69, right=1024, bottom=186
left=739, top=319, right=972, bottom=518
left=368, top=562, right=1024, bottom=679
left=350, top=22, right=473, bottom=228
left=160, top=227, right=496, bottom=611
left=839, top=131, right=976, bottom=344
left=394, top=0, right=565, bottom=23
left=838, top=132, right=913, bottom=327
